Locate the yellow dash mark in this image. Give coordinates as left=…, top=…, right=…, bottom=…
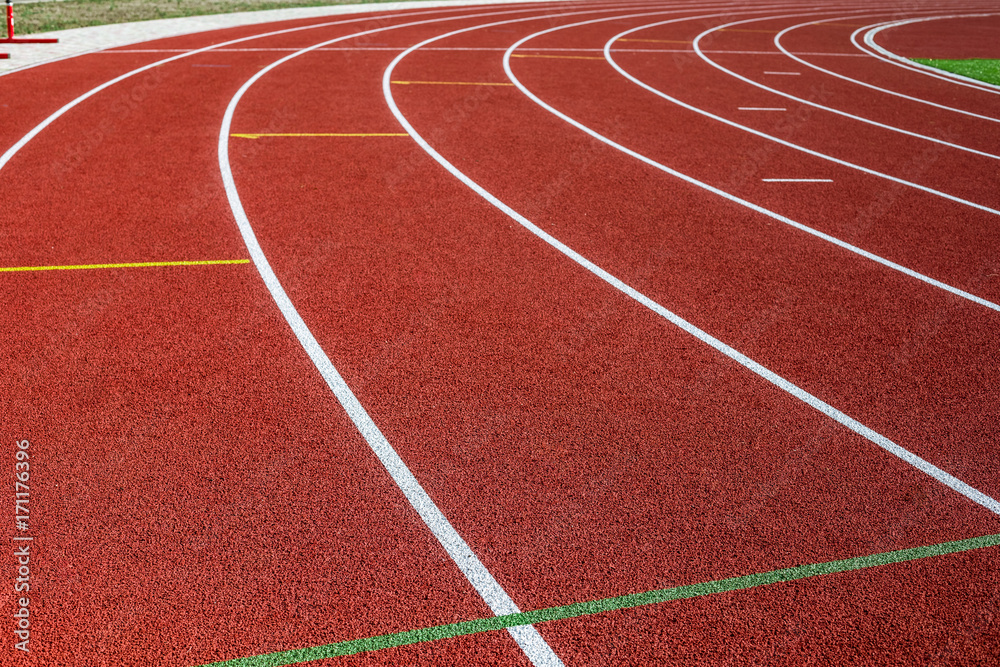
left=510, top=54, right=606, bottom=60
left=616, top=38, right=691, bottom=44
left=390, top=80, right=514, bottom=86
left=232, top=133, right=408, bottom=139
left=0, top=260, right=251, bottom=272
left=813, top=22, right=868, bottom=28
left=717, top=28, right=780, bottom=33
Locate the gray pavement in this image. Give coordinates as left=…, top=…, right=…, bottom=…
left=0, top=0, right=550, bottom=74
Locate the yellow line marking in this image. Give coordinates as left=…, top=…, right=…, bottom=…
left=232, top=133, right=408, bottom=139
left=718, top=28, right=780, bottom=33
left=0, top=259, right=251, bottom=272
left=510, top=54, right=606, bottom=60
left=390, top=80, right=514, bottom=86
left=616, top=38, right=691, bottom=44
left=812, top=22, right=868, bottom=28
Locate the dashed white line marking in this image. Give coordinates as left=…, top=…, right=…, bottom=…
left=353, top=1, right=1000, bottom=523
left=492, top=12, right=1000, bottom=516
left=695, top=14, right=1000, bottom=159
left=761, top=178, right=833, bottom=182
left=221, top=4, right=691, bottom=665
left=604, top=16, right=1000, bottom=222
left=597, top=17, right=1000, bottom=314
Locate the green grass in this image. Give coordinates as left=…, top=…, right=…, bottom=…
left=911, top=58, right=1000, bottom=86
left=12, top=0, right=417, bottom=35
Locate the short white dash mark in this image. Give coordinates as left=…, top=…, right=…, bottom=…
left=762, top=178, right=833, bottom=182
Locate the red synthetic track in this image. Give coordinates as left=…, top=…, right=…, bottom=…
left=1, top=1, right=998, bottom=665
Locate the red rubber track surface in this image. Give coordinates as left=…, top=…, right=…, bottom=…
left=876, top=14, right=1000, bottom=60
left=779, top=17, right=1000, bottom=117
left=1, top=1, right=998, bottom=665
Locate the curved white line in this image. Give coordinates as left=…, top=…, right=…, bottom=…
left=0, top=5, right=489, bottom=173
left=218, top=3, right=722, bottom=665
left=775, top=15, right=1000, bottom=123
left=693, top=13, right=1000, bottom=160
left=598, top=20, right=1000, bottom=289
left=0, top=0, right=494, bottom=79
left=382, top=10, right=1000, bottom=518
left=857, top=14, right=1000, bottom=94
left=0, top=4, right=591, bottom=665
left=520, top=13, right=1000, bottom=311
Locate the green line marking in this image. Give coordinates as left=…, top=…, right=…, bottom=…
left=0, top=259, right=251, bottom=272
left=911, top=58, right=1000, bottom=86
left=198, top=532, right=1000, bottom=667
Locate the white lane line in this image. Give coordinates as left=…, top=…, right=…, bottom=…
left=857, top=15, right=1000, bottom=95
left=220, top=3, right=704, bottom=664
left=776, top=15, right=1000, bottom=123
left=380, top=8, right=1000, bottom=520
left=761, top=178, right=832, bottom=182
left=103, top=46, right=872, bottom=56
left=738, top=106, right=787, bottom=110
left=0, top=4, right=487, bottom=174
left=694, top=14, right=1000, bottom=160
left=763, top=70, right=800, bottom=74
left=613, top=48, right=868, bottom=55
left=380, top=7, right=1000, bottom=519
left=0, top=4, right=582, bottom=665
left=384, top=6, right=995, bottom=519
left=605, top=16, right=1000, bottom=313
left=606, top=18, right=1000, bottom=218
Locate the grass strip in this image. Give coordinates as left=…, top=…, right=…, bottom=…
left=199, top=532, right=1000, bottom=666
left=911, top=58, right=1000, bottom=86
left=0, top=259, right=250, bottom=271
left=13, top=0, right=417, bottom=35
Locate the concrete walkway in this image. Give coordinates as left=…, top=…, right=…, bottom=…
left=0, top=0, right=549, bottom=73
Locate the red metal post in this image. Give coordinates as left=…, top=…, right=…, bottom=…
left=2, top=0, right=59, bottom=44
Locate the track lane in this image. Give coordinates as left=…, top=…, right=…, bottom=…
left=538, top=543, right=1000, bottom=664
left=857, top=14, right=1000, bottom=94
left=4, top=2, right=999, bottom=664
left=513, top=17, right=1000, bottom=304
left=701, top=15, right=1000, bottom=154
left=489, top=15, right=1000, bottom=495
left=694, top=13, right=1000, bottom=160
left=3, top=266, right=515, bottom=666
left=215, top=0, right=1000, bottom=637
left=777, top=20, right=1000, bottom=118
left=0, top=5, right=610, bottom=665
left=775, top=16, right=1000, bottom=123
left=378, top=0, right=996, bottom=548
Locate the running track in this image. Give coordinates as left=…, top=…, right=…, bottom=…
left=1, top=0, right=999, bottom=664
